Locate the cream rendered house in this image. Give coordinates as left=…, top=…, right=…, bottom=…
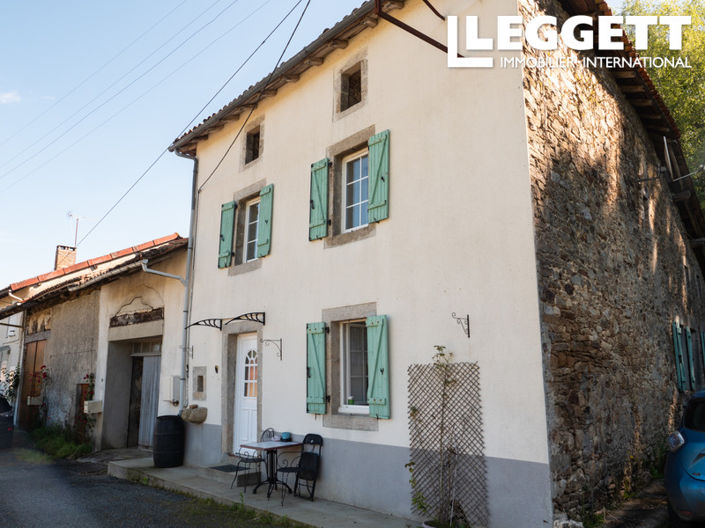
left=170, top=0, right=550, bottom=525
left=169, top=0, right=705, bottom=525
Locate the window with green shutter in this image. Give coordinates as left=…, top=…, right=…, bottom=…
left=309, top=159, right=329, bottom=240
left=306, top=322, right=326, bottom=415
left=308, top=129, right=390, bottom=244
left=366, top=314, right=390, bottom=419
left=218, top=201, right=236, bottom=268
left=256, top=184, right=273, bottom=258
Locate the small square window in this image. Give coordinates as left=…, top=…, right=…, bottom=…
left=196, top=375, right=204, bottom=393
left=245, top=128, right=260, bottom=163
left=244, top=198, right=260, bottom=262
left=342, top=150, right=369, bottom=232
left=340, top=64, right=362, bottom=111
left=339, top=320, right=368, bottom=414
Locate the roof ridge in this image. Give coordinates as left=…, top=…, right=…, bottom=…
left=9, top=233, right=183, bottom=292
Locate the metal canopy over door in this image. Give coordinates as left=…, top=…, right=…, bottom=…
left=234, top=334, right=258, bottom=453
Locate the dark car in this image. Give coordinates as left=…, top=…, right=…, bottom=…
left=0, top=395, right=13, bottom=448
left=665, top=391, right=705, bottom=526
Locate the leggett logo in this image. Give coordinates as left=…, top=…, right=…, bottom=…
left=448, top=15, right=692, bottom=69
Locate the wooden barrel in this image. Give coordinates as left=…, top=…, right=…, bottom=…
left=153, top=415, right=184, bottom=468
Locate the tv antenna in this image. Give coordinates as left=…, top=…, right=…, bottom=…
left=67, top=211, right=85, bottom=247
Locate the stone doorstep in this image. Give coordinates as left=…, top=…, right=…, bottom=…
left=107, top=458, right=415, bottom=528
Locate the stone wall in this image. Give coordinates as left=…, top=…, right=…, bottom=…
left=521, top=0, right=705, bottom=519
left=27, top=291, right=99, bottom=433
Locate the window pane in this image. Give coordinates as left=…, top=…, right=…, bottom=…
left=353, top=180, right=361, bottom=204
left=346, top=182, right=355, bottom=207
left=361, top=202, right=368, bottom=225
left=361, top=174, right=368, bottom=202
left=347, top=158, right=359, bottom=184
left=247, top=219, right=258, bottom=244
left=346, top=205, right=355, bottom=229
left=361, top=155, right=368, bottom=178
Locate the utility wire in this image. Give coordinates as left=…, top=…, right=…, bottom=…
left=3, top=0, right=276, bottom=192
left=0, top=0, right=189, bottom=151
left=0, top=0, right=231, bottom=180
left=198, top=0, right=312, bottom=192
left=76, top=0, right=310, bottom=247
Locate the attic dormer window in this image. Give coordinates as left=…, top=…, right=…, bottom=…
left=245, top=127, right=261, bottom=164
left=340, top=64, right=362, bottom=112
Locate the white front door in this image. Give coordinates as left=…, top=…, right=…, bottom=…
left=234, top=334, right=258, bottom=453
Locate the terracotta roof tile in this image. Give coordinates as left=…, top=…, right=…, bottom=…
left=8, top=233, right=182, bottom=292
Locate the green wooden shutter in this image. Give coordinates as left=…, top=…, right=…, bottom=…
left=673, top=322, right=685, bottom=391
left=686, top=327, right=696, bottom=389
left=700, top=330, right=705, bottom=380
left=306, top=322, right=326, bottom=414
left=309, top=158, right=329, bottom=240
left=256, top=184, right=273, bottom=258
left=368, top=129, right=390, bottom=223
left=366, top=315, right=390, bottom=419
left=218, top=201, right=236, bottom=268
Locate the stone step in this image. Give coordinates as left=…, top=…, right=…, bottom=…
left=200, top=463, right=262, bottom=487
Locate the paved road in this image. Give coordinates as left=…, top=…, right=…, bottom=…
left=0, top=432, right=284, bottom=528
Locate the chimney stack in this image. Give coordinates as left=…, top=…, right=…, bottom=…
left=54, top=245, right=76, bottom=270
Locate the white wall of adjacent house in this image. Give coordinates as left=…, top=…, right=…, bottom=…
left=0, top=312, right=23, bottom=392
left=185, top=0, right=552, bottom=524
left=93, top=251, right=186, bottom=449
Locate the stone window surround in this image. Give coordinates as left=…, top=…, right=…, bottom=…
left=324, top=125, right=377, bottom=249
left=192, top=366, right=207, bottom=401
left=240, top=117, right=264, bottom=170
left=221, top=321, right=264, bottom=455
left=228, top=179, right=267, bottom=276
left=321, top=302, right=379, bottom=431
left=334, top=52, right=368, bottom=121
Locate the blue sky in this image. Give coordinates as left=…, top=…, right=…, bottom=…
left=0, top=0, right=623, bottom=287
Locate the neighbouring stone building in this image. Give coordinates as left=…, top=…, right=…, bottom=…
left=0, top=235, right=187, bottom=449
left=522, top=0, right=705, bottom=519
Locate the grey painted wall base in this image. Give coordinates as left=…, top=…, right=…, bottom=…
left=308, top=436, right=414, bottom=520
left=182, top=428, right=553, bottom=526
left=486, top=455, right=553, bottom=527
left=184, top=423, right=222, bottom=467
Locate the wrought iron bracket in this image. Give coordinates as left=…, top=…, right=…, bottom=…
left=187, top=312, right=265, bottom=330
left=261, top=338, right=282, bottom=361
left=451, top=312, right=470, bottom=338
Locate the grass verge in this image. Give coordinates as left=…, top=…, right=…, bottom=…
left=30, top=425, right=92, bottom=459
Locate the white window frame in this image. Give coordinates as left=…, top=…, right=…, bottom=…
left=244, top=197, right=261, bottom=262
left=338, top=319, right=369, bottom=415
left=341, top=149, right=369, bottom=233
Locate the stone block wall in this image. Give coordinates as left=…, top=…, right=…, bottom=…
left=520, top=0, right=705, bottom=519
left=27, top=291, right=99, bottom=434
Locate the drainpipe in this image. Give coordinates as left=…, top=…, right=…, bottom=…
left=175, top=150, right=199, bottom=412
left=140, top=260, right=186, bottom=286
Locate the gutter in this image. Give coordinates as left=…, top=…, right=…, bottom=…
left=175, top=150, right=199, bottom=411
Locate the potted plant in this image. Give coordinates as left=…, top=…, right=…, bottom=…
left=407, top=346, right=471, bottom=528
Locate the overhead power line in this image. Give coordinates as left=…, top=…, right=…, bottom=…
left=0, top=0, right=189, bottom=151
left=0, top=0, right=234, bottom=181
left=3, top=0, right=276, bottom=192
left=76, top=0, right=311, bottom=247
left=198, top=0, right=312, bottom=193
